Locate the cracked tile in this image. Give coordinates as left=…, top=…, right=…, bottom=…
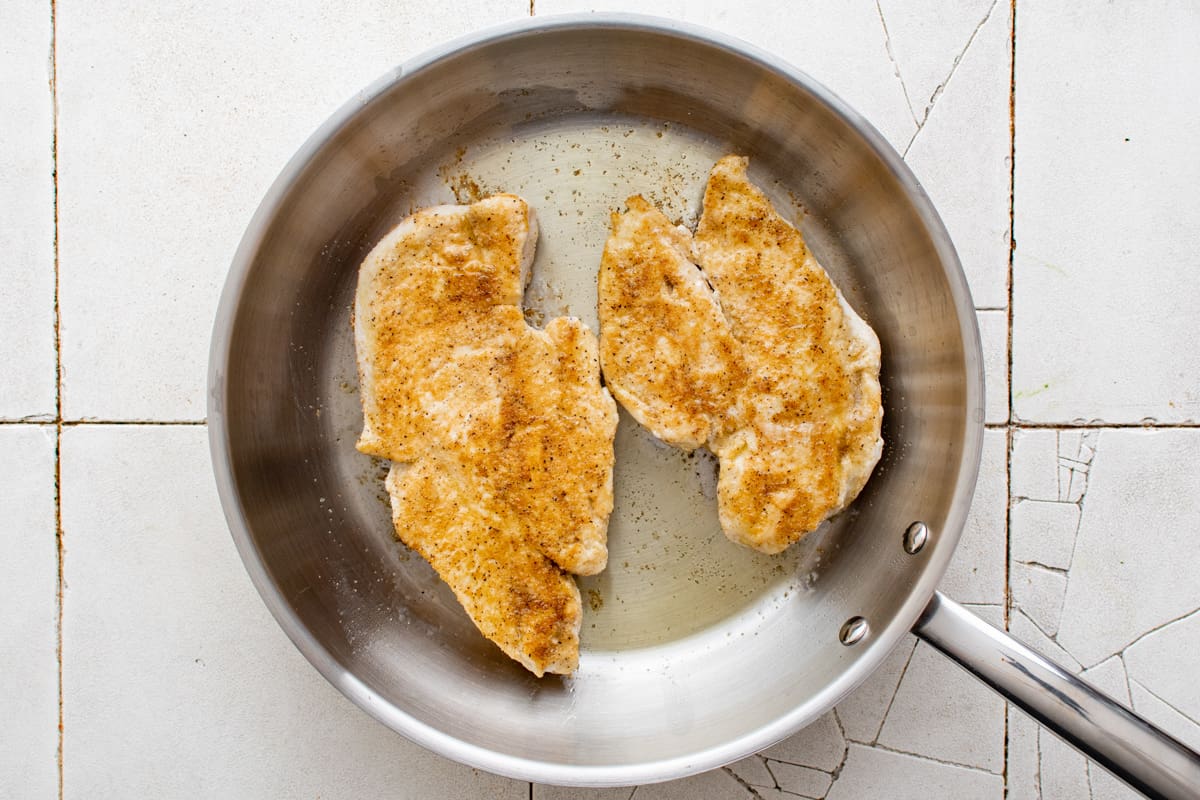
left=978, top=310, right=1008, bottom=424
left=759, top=710, right=844, bottom=773
left=1124, top=610, right=1200, bottom=724
left=874, top=0, right=996, bottom=125
left=1009, top=499, right=1079, bottom=571
left=1056, top=431, right=1200, bottom=667
left=61, top=425, right=526, bottom=798
left=1010, top=561, right=1067, bottom=638
left=766, top=760, right=832, bottom=798
left=1010, top=429, right=1059, bottom=502
left=1058, top=431, right=1099, bottom=503
left=1013, top=1, right=1200, bottom=423
left=56, top=0, right=530, bottom=420
left=1011, top=709, right=1095, bottom=800
left=0, top=0, right=56, bottom=420
left=901, top=0, right=1011, bottom=308
left=0, top=426, right=58, bottom=798
left=1009, top=608, right=1082, bottom=673
left=825, top=744, right=1001, bottom=799
left=727, top=754, right=775, bottom=788
left=632, top=769, right=746, bottom=800
left=1004, top=709, right=1039, bottom=800
left=939, top=429, right=1006, bottom=604
left=1089, top=764, right=1142, bottom=800
left=755, top=789, right=814, bottom=800
left=537, top=0, right=916, bottom=150
left=1037, top=725, right=1091, bottom=798
left=877, top=607, right=1005, bottom=774
left=1007, top=432, right=1200, bottom=796
left=1081, top=656, right=1131, bottom=708
left=1130, top=681, right=1200, bottom=754
left=833, top=638, right=917, bottom=743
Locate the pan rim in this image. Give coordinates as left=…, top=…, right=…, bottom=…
left=207, top=11, right=985, bottom=787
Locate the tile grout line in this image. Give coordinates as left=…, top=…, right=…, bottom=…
left=1004, top=0, right=1017, bottom=797
left=1011, top=421, right=1200, bottom=430
left=49, top=0, right=64, bottom=796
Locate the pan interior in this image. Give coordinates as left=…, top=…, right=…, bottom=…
left=216, top=19, right=980, bottom=781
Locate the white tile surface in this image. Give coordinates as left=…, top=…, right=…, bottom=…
left=1009, top=608, right=1081, bottom=674
left=1005, top=708, right=1039, bottom=800
left=1130, top=681, right=1200, bottom=754
left=1037, top=726, right=1091, bottom=798
left=901, top=0, right=1011, bottom=309
left=56, top=0, right=529, bottom=420
left=0, top=0, right=56, bottom=420
left=1056, top=431, right=1200, bottom=668
left=978, top=310, right=1008, bottom=424
left=1009, top=498, right=1078, bottom=570
left=759, top=710, right=845, bottom=772
left=939, top=428, right=1005, bottom=604
left=60, top=425, right=526, bottom=799
left=832, top=638, right=916, bottom=744
left=1007, top=430, right=1200, bottom=796
left=877, top=607, right=1005, bottom=774
left=765, top=761, right=832, bottom=798
left=1009, top=561, right=1066, bottom=638
left=0, top=426, right=59, bottom=798
left=1081, top=656, right=1130, bottom=709
left=1124, top=610, right=1200, bottom=724
left=1012, top=1, right=1200, bottom=424
left=824, top=743, right=1000, bottom=800
left=874, top=0, right=996, bottom=128
left=1009, top=427, right=1058, bottom=500
left=726, top=754, right=775, bottom=789
left=628, top=769, right=745, bottom=800
left=1090, top=763, right=1143, bottom=800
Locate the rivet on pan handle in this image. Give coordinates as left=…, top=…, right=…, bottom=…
left=914, top=591, right=1200, bottom=800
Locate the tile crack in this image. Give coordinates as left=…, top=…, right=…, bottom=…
left=1104, top=608, right=1200, bottom=670
left=828, top=708, right=851, bottom=789
left=722, top=765, right=765, bottom=799
left=873, top=639, right=918, bottom=743
left=1016, top=560, right=1068, bottom=576
left=874, top=0, right=919, bottom=127
left=868, top=741, right=1002, bottom=775
left=1129, top=678, right=1200, bottom=729
left=902, top=0, right=1001, bottom=157
left=1015, top=608, right=1071, bottom=659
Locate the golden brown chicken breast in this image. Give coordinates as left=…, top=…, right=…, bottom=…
left=355, top=194, right=618, bottom=675
left=599, top=156, right=882, bottom=554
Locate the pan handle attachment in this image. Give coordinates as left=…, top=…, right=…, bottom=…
left=913, top=591, right=1200, bottom=800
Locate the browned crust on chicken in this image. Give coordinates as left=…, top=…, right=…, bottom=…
left=355, top=194, right=618, bottom=675
left=599, top=157, right=883, bottom=554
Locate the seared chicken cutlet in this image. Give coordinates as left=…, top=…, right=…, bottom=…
left=599, top=156, right=882, bottom=554
left=355, top=194, right=618, bottom=676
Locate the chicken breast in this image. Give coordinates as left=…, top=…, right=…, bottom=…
left=599, top=156, right=882, bottom=554
left=355, top=194, right=618, bottom=675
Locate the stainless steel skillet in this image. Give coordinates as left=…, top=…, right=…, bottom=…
left=207, top=14, right=1200, bottom=796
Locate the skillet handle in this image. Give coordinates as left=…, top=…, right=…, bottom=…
left=913, top=591, right=1200, bottom=800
